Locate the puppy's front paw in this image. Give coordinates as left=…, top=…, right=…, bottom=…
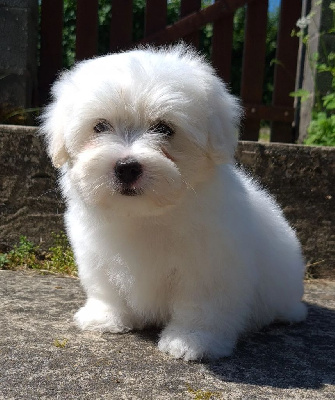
left=74, top=299, right=132, bottom=333
left=158, top=328, right=235, bottom=361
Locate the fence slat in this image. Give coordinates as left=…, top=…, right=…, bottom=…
left=145, top=0, right=167, bottom=38
left=75, top=0, right=99, bottom=61
left=140, top=0, right=251, bottom=45
left=245, top=104, right=294, bottom=122
left=211, top=12, right=234, bottom=82
left=181, top=0, right=201, bottom=47
left=240, top=0, right=268, bottom=141
left=271, top=0, right=302, bottom=142
left=110, top=0, right=133, bottom=52
left=39, top=0, right=63, bottom=104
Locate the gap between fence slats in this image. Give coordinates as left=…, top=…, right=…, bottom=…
left=271, top=0, right=302, bottom=143
left=240, top=0, right=268, bottom=141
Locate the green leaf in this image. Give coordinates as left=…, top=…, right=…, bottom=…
left=323, top=93, right=335, bottom=109
left=317, top=63, right=331, bottom=72
left=290, top=89, right=310, bottom=102
left=306, top=112, right=335, bottom=146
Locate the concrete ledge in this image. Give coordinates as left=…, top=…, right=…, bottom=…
left=1, top=270, right=334, bottom=399
left=0, top=125, right=64, bottom=251
left=236, top=141, right=335, bottom=279
left=0, top=124, right=334, bottom=278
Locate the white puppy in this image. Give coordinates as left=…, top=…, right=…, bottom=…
left=41, top=45, right=307, bottom=360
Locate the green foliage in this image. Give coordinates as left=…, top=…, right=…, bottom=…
left=53, top=338, right=69, bottom=348
left=306, top=112, right=335, bottom=146
left=45, top=233, right=77, bottom=276
left=304, top=42, right=335, bottom=146
left=290, top=88, right=311, bottom=103
left=63, top=0, right=76, bottom=67
left=263, top=8, right=280, bottom=104
left=187, top=385, right=221, bottom=400
left=0, top=254, right=8, bottom=268
left=0, top=236, right=40, bottom=270
left=0, top=107, right=40, bottom=125
left=0, top=234, right=77, bottom=276
left=97, top=0, right=112, bottom=55
left=167, top=0, right=180, bottom=25
left=132, top=0, right=145, bottom=42
left=291, top=2, right=335, bottom=146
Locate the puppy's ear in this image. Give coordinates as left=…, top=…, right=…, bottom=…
left=207, top=78, right=242, bottom=164
left=40, top=76, right=72, bottom=169
left=41, top=109, right=69, bottom=168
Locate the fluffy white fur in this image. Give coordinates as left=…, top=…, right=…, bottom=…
left=41, top=45, right=307, bottom=360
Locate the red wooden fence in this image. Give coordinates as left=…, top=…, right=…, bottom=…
left=39, top=0, right=302, bottom=142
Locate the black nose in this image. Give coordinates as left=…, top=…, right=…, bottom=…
left=114, top=158, right=143, bottom=185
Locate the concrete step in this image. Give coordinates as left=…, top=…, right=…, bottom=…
left=1, top=270, right=334, bottom=399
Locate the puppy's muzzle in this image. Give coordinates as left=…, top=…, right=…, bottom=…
left=114, top=158, right=143, bottom=196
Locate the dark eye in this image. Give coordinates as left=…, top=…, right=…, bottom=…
left=150, top=121, right=174, bottom=137
left=93, top=119, right=113, bottom=133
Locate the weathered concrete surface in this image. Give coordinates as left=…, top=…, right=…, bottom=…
left=236, top=141, right=335, bottom=279
left=1, top=124, right=334, bottom=277
left=0, top=125, right=65, bottom=251
left=0, top=270, right=334, bottom=399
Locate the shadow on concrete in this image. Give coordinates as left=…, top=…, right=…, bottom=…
left=133, top=303, right=335, bottom=390
left=204, top=303, right=335, bottom=389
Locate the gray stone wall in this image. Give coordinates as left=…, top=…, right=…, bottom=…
left=236, top=141, right=334, bottom=279
left=0, top=125, right=64, bottom=250
left=1, top=125, right=334, bottom=278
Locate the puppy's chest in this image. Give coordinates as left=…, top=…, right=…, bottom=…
left=106, top=228, right=180, bottom=305
left=108, top=222, right=182, bottom=265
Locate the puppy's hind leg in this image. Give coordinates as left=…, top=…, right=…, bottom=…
left=276, top=301, right=307, bottom=324
left=158, top=323, right=237, bottom=361
left=158, top=295, right=247, bottom=360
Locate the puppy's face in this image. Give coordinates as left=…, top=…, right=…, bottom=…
left=41, top=46, right=241, bottom=216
